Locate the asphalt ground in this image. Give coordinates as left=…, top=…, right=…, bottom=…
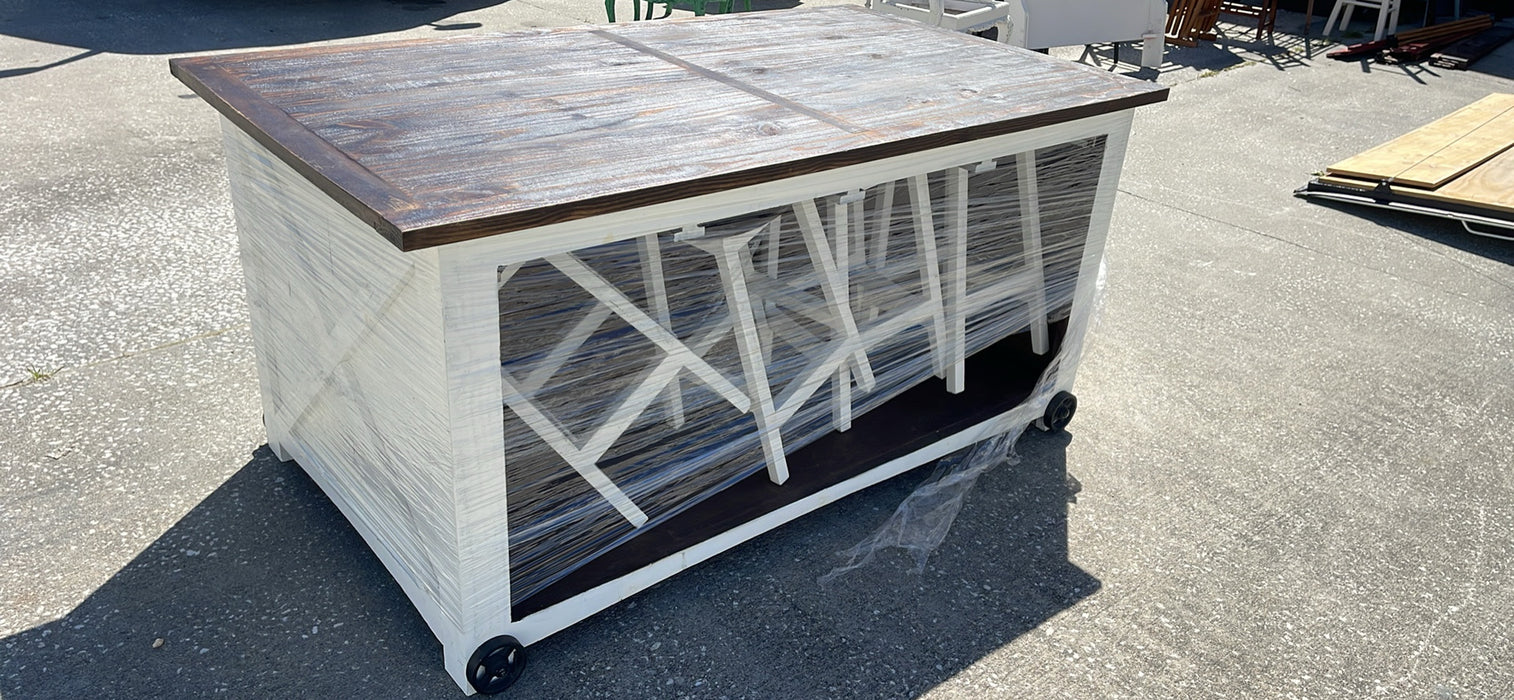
left=3, top=1, right=1513, bottom=697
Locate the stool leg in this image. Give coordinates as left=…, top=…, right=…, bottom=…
left=938, top=168, right=969, bottom=394
left=1322, top=0, right=1344, bottom=37
left=1340, top=3, right=1358, bottom=36
left=906, top=174, right=952, bottom=383
left=830, top=196, right=853, bottom=433
left=1372, top=0, right=1389, bottom=41
left=637, top=233, right=685, bottom=429
left=794, top=200, right=875, bottom=391
left=708, top=237, right=789, bottom=485
left=1015, top=153, right=1051, bottom=356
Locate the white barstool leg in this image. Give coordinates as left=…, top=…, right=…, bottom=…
left=1340, top=2, right=1358, bottom=35
left=1372, top=0, right=1391, bottom=41
left=682, top=227, right=790, bottom=485
left=637, top=232, right=685, bottom=428
left=1015, top=153, right=1051, bottom=355
left=938, top=168, right=969, bottom=394
left=1141, top=31, right=1163, bottom=68
left=831, top=195, right=854, bottom=433
left=794, top=200, right=877, bottom=391
left=907, top=173, right=956, bottom=386
left=1322, top=0, right=1345, bottom=36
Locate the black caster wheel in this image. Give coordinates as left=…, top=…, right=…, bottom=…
left=1034, top=391, right=1077, bottom=433
left=467, top=636, right=526, bottom=695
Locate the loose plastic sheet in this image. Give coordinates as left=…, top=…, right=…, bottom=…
left=821, top=259, right=1104, bottom=584
left=496, top=137, right=1108, bottom=606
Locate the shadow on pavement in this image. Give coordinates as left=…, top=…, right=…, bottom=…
left=1302, top=197, right=1514, bottom=265
left=0, top=0, right=506, bottom=74
left=0, top=431, right=1094, bottom=697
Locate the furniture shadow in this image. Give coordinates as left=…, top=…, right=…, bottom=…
left=1306, top=197, right=1514, bottom=265
left=0, top=0, right=507, bottom=71
left=0, top=432, right=1094, bottom=697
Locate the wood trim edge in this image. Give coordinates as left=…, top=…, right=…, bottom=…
left=170, top=58, right=412, bottom=247
left=397, top=91, right=1167, bottom=251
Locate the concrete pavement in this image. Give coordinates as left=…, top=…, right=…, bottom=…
left=3, top=1, right=1512, bottom=697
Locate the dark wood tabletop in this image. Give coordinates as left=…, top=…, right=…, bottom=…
left=172, top=6, right=1167, bottom=251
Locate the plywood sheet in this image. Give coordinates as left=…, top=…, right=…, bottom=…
left=1428, top=146, right=1514, bottom=214
left=1317, top=157, right=1514, bottom=218
left=170, top=6, right=1167, bottom=251
left=1326, top=93, right=1514, bottom=189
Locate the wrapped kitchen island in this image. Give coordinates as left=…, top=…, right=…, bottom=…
left=171, top=7, right=1166, bottom=694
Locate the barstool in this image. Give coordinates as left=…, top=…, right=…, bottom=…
left=1323, top=0, right=1402, bottom=42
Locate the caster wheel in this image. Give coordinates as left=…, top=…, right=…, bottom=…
left=467, top=636, right=526, bottom=695
left=1034, top=391, right=1077, bottom=433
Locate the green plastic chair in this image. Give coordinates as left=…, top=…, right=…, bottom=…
left=605, top=0, right=752, bottom=22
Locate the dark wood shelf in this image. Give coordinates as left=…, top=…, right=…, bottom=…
left=513, top=320, right=1068, bottom=619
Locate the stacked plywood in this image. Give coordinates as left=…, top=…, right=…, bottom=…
left=1297, top=94, right=1514, bottom=238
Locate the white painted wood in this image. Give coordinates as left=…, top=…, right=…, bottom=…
left=686, top=228, right=791, bottom=484
left=869, top=0, right=1014, bottom=40
left=504, top=398, right=1042, bottom=647
left=219, top=104, right=1139, bottom=696
left=223, top=123, right=469, bottom=668
left=832, top=196, right=855, bottom=433
left=1006, top=0, right=1166, bottom=67
left=1015, top=153, right=1052, bottom=355
left=637, top=233, right=686, bottom=429
left=437, top=246, right=515, bottom=685
left=935, top=170, right=969, bottom=393
left=547, top=253, right=751, bottom=413
left=1323, top=0, right=1400, bottom=41
left=496, top=369, right=650, bottom=526
left=1047, top=112, right=1133, bottom=397
left=870, top=179, right=897, bottom=275
left=794, top=199, right=876, bottom=391
left=519, top=303, right=613, bottom=394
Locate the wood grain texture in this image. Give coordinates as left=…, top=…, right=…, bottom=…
left=1317, top=168, right=1514, bottom=217
left=1422, top=146, right=1514, bottom=214
left=1326, top=93, right=1514, bottom=189
left=171, top=6, right=1165, bottom=251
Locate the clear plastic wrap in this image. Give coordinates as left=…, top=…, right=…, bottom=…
left=821, top=258, right=1104, bottom=584
left=495, top=138, right=1108, bottom=606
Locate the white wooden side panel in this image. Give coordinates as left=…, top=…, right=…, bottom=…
left=437, top=248, right=515, bottom=685
left=223, top=123, right=464, bottom=649
left=1045, top=111, right=1133, bottom=395
left=223, top=107, right=1137, bottom=695
left=1008, top=0, right=1166, bottom=66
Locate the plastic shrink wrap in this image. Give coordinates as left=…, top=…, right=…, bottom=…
left=182, top=9, right=1167, bottom=692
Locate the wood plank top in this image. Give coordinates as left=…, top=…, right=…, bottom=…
left=172, top=7, right=1167, bottom=251
left=1422, top=146, right=1514, bottom=214
left=1317, top=161, right=1514, bottom=217
left=1326, top=93, right=1514, bottom=190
